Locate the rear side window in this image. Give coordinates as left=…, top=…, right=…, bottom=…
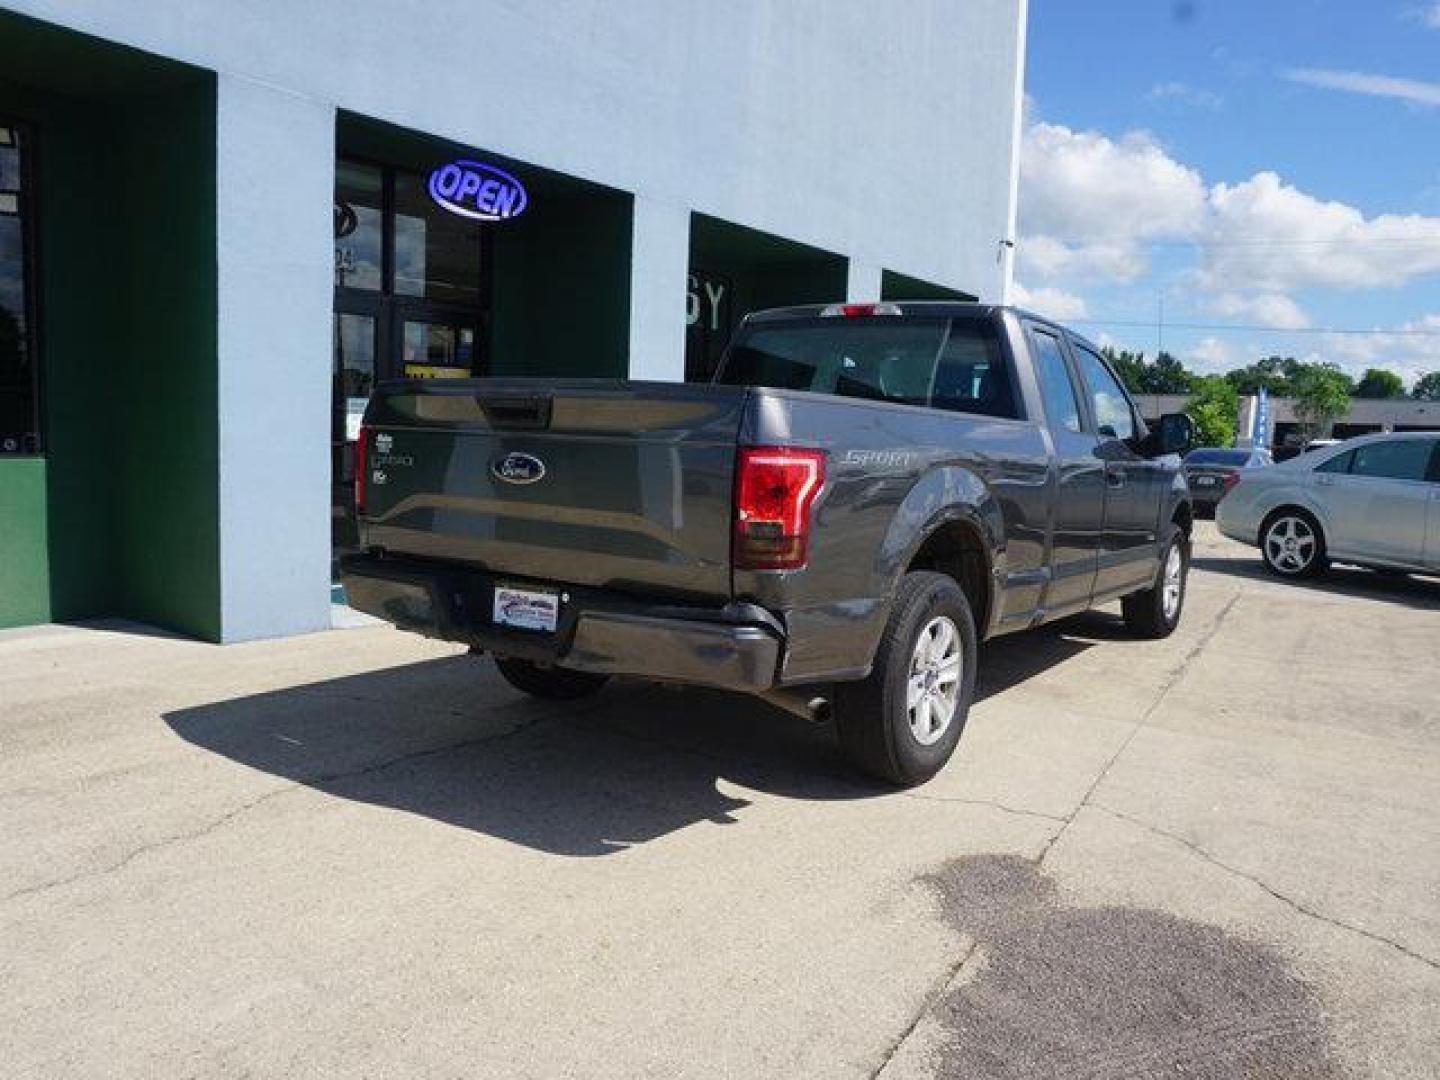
left=1074, top=344, right=1137, bottom=441
left=1349, top=439, right=1435, bottom=481
left=1029, top=330, right=1082, bottom=433
left=717, top=317, right=1020, bottom=420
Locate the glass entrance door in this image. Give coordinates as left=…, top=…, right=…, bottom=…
left=331, top=156, right=492, bottom=567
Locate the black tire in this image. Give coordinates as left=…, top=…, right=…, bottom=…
left=834, top=570, right=978, bottom=787
left=1122, top=525, right=1189, bottom=639
left=1259, top=508, right=1329, bottom=579
left=493, top=656, right=609, bottom=701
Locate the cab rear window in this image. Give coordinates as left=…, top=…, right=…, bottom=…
left=716, top=318, right=1020, bottom=420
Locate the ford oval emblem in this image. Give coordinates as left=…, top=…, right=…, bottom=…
left=427, top=159, right=529, bottom=222
left=492, top=452, right=546, bottom=485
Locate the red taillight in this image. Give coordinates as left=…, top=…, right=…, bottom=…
left=1221, top=472, right=1242, bottom=497
left=354, top=426, right=370, bottom=517
left=734, top=447, right=826, bottom=571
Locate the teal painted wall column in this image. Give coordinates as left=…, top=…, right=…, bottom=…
left=215, top=74, right=335, bottom=641
left=0, top=459, right=49, bottom=628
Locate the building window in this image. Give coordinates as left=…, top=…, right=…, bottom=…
left=0, top=122, right=38, bottom=454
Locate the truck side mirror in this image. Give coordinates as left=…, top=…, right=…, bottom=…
left=1153, top=412, right=1194, bottom=456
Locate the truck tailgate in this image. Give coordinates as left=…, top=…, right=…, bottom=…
left=359, top=379, right=747, bottom=603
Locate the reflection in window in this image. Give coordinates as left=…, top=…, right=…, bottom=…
left=1031, top=332, right=1082, bottom=434
left=1349, top=439, right=1434, bottom=482
left=334, top=160, right=383, bottom=291
left=1075, top=344, right=1136, bottom=441
left=393, top=172, right=484, bottom=305
left=0, top=124, right=37, bottom=454
left=402, top=321, right=475, bottom=377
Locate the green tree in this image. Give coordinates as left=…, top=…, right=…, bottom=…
left=1411, top=372, right=1440, bottom=401
left=1291, top=364, right=1352, bottom=440
left=1100, top=347, right=1197, bottom=395
left=1101, top=347, right=1148, bottom=395
left=1223, top=355, right=1298, bottom=396
left=1145, top=351, right=1197, bottom=394
left=1183, top=376, right=1239, bottom=448
left=1353, top=367, right=1406, bottom=399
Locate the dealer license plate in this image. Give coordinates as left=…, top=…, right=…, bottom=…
left=493, top=585, right=560, bottom=633
left=1194, top=476, right=1218, bottom=487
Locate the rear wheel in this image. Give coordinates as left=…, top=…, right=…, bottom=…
left=1122, top=525, right=1189, bottom=638
left=834, top=571, right=977, bottom=787
left=1260, top=509, right=1328, bottom=578
left=493, top=657, right=609, bottom=701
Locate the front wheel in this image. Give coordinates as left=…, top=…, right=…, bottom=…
left=1260, top=510, right=1328, bottom=578
left=834, top=570, right=978, bottom=787
left=493, top=657, right=610, bottom=701
left=1122, top=526, right=1189, bottom=638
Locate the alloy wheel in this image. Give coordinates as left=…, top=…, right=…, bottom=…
left=907, top=615, right=962, bottom=746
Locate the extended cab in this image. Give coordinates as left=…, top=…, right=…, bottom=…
left=342, top=302, right=1194, bottom=785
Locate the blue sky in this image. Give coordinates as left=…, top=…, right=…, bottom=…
left=1016, top=0, right=1440, bottom=384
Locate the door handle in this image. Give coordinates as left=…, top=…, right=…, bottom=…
left=1106, top=469, right=1126, bottom=489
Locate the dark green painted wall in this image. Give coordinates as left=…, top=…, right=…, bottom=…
left=491, top=193, right=632, bottom=378
left=0, top=58, right=220, bottom=638
left=0, top=457, right=48, bottom=627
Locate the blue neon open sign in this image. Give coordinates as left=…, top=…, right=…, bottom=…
left=427, top=160, right=529, bottom=222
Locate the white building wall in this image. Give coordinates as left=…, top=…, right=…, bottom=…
left=215, top=74, right=336, bottom=641
left=7, top=0, right=1024, bottom=302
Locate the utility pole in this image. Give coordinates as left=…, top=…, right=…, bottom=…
left=1156, top=293, right=1165, bottom=357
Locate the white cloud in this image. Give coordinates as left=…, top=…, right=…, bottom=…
left=1187, top=336, right=1249, bottom=376
left=1146, top=81, right=1222, bottom=109
left=1017, top=121, right=1207, bottom=284
left=1010, top=282, right=1089, bottom=321
left=1201, top=292, right=1311, bottom=329
left=1285, top=67, right=1440, bottom=108
left=1200, top=172, right=1440, bottom=291
left=1303, top=314, right=1440, bottom=385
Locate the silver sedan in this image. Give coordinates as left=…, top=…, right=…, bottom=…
left=1216, top=433, right=1440, bottom=577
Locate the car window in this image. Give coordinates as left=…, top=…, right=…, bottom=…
left=1073, top=343, right=1137, bottom=441
left=928, top=323, right=1020, bottom=419
left=717, top=317, right=1020, bottom=419
left=1186, top=449, right=1249, bottom=466
left=1314, top=449, right=1353, bottom=474
left=1029, top=330, right=1082, bottom=434
left=1349, top=439, right=1434, bottom=482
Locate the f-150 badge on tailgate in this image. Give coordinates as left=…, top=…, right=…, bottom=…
left=492, top=452, right=546, bottom=485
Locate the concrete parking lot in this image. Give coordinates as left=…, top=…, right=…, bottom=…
left=2, top=523, right=1436, bottom=1079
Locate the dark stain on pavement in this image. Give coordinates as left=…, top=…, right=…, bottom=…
left=918, top=854, right=1342, bottom=1079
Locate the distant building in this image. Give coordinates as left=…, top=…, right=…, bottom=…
left=1134, top=393, right=1440, bottom=452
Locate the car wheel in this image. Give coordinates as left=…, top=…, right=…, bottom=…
left=494, top=656, right=610, bottom=700
left=834, top=570, right=977, bottom=787
left=1122, top=525, right=1189, bottom=638
left=1260, top=509, right=1328, bottom=578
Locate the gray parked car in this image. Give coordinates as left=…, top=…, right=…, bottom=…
left=1217, top=433, right=1440, bottom=577
left=1183, top=446, right=1272, bottom=516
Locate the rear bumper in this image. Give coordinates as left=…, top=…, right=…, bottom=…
left=339, top=555, right=784, bottom=693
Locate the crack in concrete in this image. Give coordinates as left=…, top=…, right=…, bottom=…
left=1090, top=801, right=1440, bottom=974
left=898, top=791, right=1068, bottom=826
left=0, top=708, right=565, bottom=907
left=1035, top=590, right=1243, bottom=869
left=871, top=938, right=985, bottom=1080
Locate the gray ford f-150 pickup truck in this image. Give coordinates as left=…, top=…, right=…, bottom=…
left=342, top=302, right=1195, bottom=785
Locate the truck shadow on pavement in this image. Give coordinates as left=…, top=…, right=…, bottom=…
left=1191, top=555, right=1440, bottom=611
left=164, top=623, right=1104, bottom=858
